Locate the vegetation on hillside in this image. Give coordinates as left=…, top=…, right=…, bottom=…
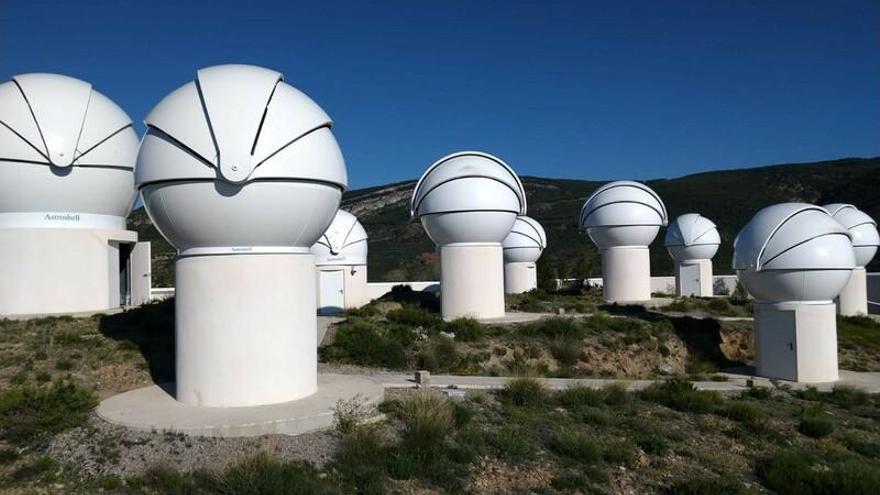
left=130, top=157, right=880, bottom=285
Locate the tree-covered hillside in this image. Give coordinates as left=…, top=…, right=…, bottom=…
left=130, top=157, right=880, bottom=287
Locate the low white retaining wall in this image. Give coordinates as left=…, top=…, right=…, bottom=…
left=149, top=273, right=878, bottom=315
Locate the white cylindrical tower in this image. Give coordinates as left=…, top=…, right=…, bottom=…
left=411, top=152, right=526, bottom=319
left=579, top=181, right=667, bottom=303
left=311, top=210, right=369, bottom=314
left=0, top=73, right=141, bottom=316
left=136, top=64, right=347, bottom=407
left=665, top=213, right=720, bottom=297
left=823, top=204, right=878, bottom=316
left=733, top=203, right=855, bottom=383
left=502, top=216, right=547, bottom=294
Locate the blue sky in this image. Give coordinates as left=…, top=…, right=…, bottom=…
left=2, top=0, right=878, bottom=189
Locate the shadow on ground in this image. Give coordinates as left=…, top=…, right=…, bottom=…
left=378, top=285, right=441, bottom=313
left=98, top=299, right=176, bottom=384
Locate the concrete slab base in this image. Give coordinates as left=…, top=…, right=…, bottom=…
left=96, top=374, right=383, bottom=438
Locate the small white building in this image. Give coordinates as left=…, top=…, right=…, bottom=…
left=823, top=203, right=879, bottom=316
left=411, top=151, right=526, bottom=319
left=664, top=213, right=720, bottom=297
left=311, top=210, right=369, bottom=314
left=0, top=73, right=150, bottom=316
left=734, top=203, right=855, bottom=383
left=579, top=181, right=668, bottom=303
left=136, top=64, right=347, bottom=407
left=502, top=216, right=547, bottom=294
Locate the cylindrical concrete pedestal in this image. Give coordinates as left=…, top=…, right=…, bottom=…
left=0, top=227, right=137, bottom=316
left=601, top=247, right=651, bottom=303
left=440, top=243, right=505, bottom=319
left=674, top=259, right=713, bottom=297
left=175, top=253, right=317, bottom=407
left=504, top=261, right=536, bottom=294
left=754, top=301, right=838, bottom=383
left=837, top=267, right=867, bottom=316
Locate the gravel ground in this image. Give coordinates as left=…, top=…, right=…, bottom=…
left=47, top=414, right=338, bottom=481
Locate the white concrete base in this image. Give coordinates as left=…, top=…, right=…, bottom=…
left=0, top=228, right=138, bottom=316
left=754, top=301, right=838, bottom=383
left=441, top=243, right=505, bottom=320
left=600, top=247, right=651, bottom=303
left=96, top=374, right=384, bottom=438
left=837, top=267, right=867, bottom=316
left=504, top=261, right=537, bottom=294
left=674, top=259, right=713, bottom=297
left=175, top=254, right=317, bottom=407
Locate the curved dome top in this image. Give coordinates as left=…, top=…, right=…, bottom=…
left=503, top=216, right=546, bottom=263
left=823, top=203, right=879, bottom=267
left=135, top=64, right=347, bottom=255
left=410, top=151, right=526, bottom=218
left=311, top=210, right=368, bottom=266
left=579, top=181, right=668, bottom=229
left=410, top=151, right=526, bottom=246
left=733, top=203, right=853, bottom=272
left=136, top=64, right=347, bottom=188
left=0, top=73, right=138, bottom=228
left=665, top=213, right=720, bottom=247
left=0, top=73, right=137, bottom=169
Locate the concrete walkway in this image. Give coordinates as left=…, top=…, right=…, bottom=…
left=374, top=369, right=880, bottom=394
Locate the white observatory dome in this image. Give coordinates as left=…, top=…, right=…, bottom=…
left=823, top=204, right=879, bottom=268
left=311, top=210, right=368, bottom=266
left=733, top=203, right=855, bottom=302
left=411, top=151, right=526, bottom=245
left=503, top=216, right=547, bottom=263
left=665, top=213, right=720, bottom=262
left=0, top=73, right=138, bottom=228
left=579, top=181, right=668, bottom=249
left=136, top=64, right=347, bottom=255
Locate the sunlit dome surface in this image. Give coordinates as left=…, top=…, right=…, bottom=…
left=579, top=181, right=667, bottom=248
left=733, top=203, right=855, bottom=302
left=502, top=216, right=547, bottom=263
left=311, top=210, right=368, bottom=266
left=823, top=203, right=879, bottom=268
left=665, top=213, right=720, bottom=261
left=135, top=64, right=347, bottom=255
left=0, top=73, right=138, bottom=224
left=411, top=151, right=526, bottom=245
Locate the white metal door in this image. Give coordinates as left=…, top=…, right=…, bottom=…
left=129, top=242, right=152, bottom=306
left=680, top=263, right=701, bottom=296
left=756, top=309, right=797, bottom=380
left=318, top=270, right=345, bottom=315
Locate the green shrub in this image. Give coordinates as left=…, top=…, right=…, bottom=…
left=502, top=377, right=547, bottom=408
left=0, top=381, right=97, bottom=446
left=707, top=298, right=732, bottom=313
left=417, top=337, right=460, bottom=372
left=445, top=318, right=484, bottom=342
left=520, top=318, right=585, bottom=340
left=399, top=393, right=453, bottom=455
left=546, top=428, right=601, bottom=463
left=742, top=386, right=771, bottom=400
left=602, top=382, right=630, bottom=406
left=54, top=359, right=73, bottom=371
left=549, top=338, right=581, bottom=366
left=387, top=304, right=440, bottom=328
left=799, top=415, right=834, bottom=439
left=333, top=397, right=372, bottom=436
left=666, top=476, right=746, bottom=495
left=640, top=379, right=721, bottom=414
left=489, top=425, right=536, bottom=462
left=11, top=455, right=56, bottom=482
left=842, top=433, right=880, bottom=458
left=206, top=453, right=339, bottom=495
left=730, top=281, right=749, bottom=305
left=602, top=441, right=637, bottom=467
left=323, top=320, right=408, bottom=369
left=332, top=427, right=389, bottom=494
left=719, top=401, right=762, bottom=424
left=757, top=449, right=880, bottom=495
left=637, top=433, right=671, bottom=455
left=0, top=447, right=20, bottom=465
left=828, top=385, right=870, bottom=409
left=557, top=385, right=604, bottom=409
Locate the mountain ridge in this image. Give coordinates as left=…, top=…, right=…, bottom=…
left=130, top=156, right=880, bottom=286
